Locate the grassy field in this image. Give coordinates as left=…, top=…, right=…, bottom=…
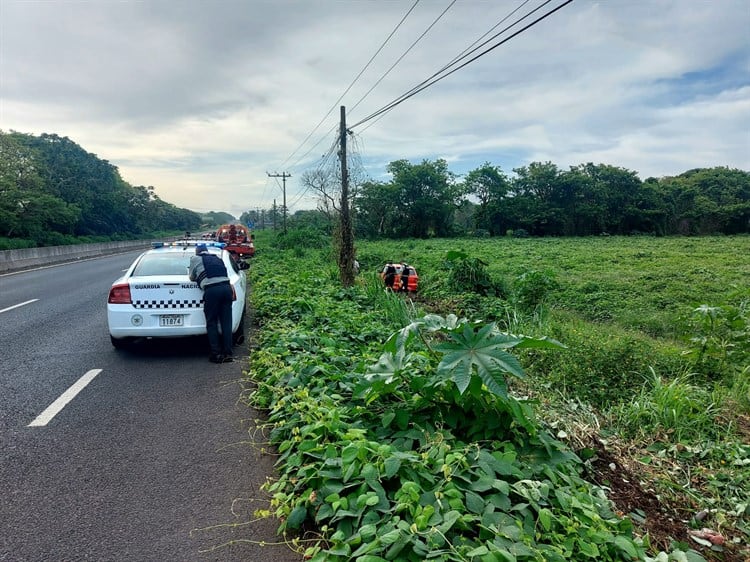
left=355, top=235, right=749, bottom=338
left=244, top=232, right=749, bottom=561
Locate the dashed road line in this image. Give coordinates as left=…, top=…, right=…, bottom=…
left=28, top=369, right=104, bottom=427
left=0, top=299, right=39, bottom=314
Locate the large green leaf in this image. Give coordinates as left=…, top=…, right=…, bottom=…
left=435, top=323, right=525, bottom=397
left=285, top=504, right=307, bottom=530
left=354, top=350, right=407, bottom=402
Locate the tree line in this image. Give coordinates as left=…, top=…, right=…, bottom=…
left=3, top=129, right=748, bottom=248
left=351, top=159, right=750, bottom=238
left=0, top=131, right=201, bottom=247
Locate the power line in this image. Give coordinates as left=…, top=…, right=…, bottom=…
left=286, top=134, right=340, bottom=211
left=267, top=171, right=291, bottom=232
left=286, top=123, right=338, bottom=171
left=357, top=0, right=535, bottom=135
left=440, top=0, right=534, bottom=74
left=350, top=0, right=574, bottom=129
left=348, top=0, right=458, bottom=115
left=277, top=1, right=420, bottom=170
left=351, top=0, right=559, bottom=128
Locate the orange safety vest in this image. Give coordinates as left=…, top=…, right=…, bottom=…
left=407, top=269, right=419, bottom=292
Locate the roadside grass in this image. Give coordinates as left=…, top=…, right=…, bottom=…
left=244, top=233, right=749, bottom=561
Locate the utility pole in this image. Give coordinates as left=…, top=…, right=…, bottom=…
left=267, top=171, right=291, bottom=233
left=339, top=106, right=355, bottom=287
left=272, top=199, right=277, bottom=231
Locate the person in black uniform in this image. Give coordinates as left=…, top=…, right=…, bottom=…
left=400, top=263, right=410, bottom=293
left=189, top=244, right=234, bottom=363
left=383, top=262, right=397, bottom=290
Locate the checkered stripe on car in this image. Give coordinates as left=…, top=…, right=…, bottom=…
left=132, top=299, right=203, bottom=309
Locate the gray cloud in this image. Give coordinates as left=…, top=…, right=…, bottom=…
left=1, top=0, right=748, bottom=216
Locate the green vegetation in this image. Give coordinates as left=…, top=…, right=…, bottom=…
left=201, top=211, right=237, bottom=229
left=353, top=160, right=749, bottom=239
left=4, top=131, right=746, bottom=249
left=0, top=131, right=201, bottom=246
left=244, top=233, right=749, bottom=561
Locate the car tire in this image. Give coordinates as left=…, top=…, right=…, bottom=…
left=110, top=336, right=130, bottom=350
left=233, top=306, right=246, bottom=345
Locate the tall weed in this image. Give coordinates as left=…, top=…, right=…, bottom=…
left=684, top=298, right=750, bottom=382
left=526, top=313, right=685, bottom=407
left=360, top=272, right=415, bottom=328
left=443, top=250, right=504, bottom=296
left=609, top=369, right=728, bottom=442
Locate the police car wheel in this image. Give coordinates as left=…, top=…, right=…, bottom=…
left=233, top=307, right=246, bottom=345
left=110, top=336, right=131, bottom=350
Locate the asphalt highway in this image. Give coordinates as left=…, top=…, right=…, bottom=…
left=0, top=252, right=300, bottom=562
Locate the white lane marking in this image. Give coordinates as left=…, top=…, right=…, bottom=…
left=28, top=369, right=103, bottom=427
left=0, top=299, right=39, bottom=314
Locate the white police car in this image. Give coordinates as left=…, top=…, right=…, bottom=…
left=107, top=241, right=248, bottom=349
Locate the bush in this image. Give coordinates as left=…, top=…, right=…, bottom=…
left=0, top=237, right=36, bottom=250
left=271, top=227, right=329, bottom=251
left=526, top=315, right=686, bottom=407
left=683, top=299, right=750, bottom=383
left=443, top=250, right=504, bottom=296
left=512, top=269, right=558, bottom=313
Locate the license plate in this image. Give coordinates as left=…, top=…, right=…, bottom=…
left=159, top=315, right=184, bottom=327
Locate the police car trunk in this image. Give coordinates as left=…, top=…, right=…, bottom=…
left=108, top=250, right=208, bottom=338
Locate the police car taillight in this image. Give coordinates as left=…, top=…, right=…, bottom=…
left=108, top=283, right=132, bottom=304
left=231, top=285, right=237, bottom=301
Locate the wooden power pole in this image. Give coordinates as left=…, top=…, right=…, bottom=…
left=339, top=106, right=355, bottom=287
left=267, top=171, right=291, bottom=233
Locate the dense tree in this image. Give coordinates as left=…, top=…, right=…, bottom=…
left=353, top=180, right=399, bottom=238
left=556, top=164, right=643, bottom=235
left=0, top=132, right=81, bottom=240
left=658, top=168, right=750, bottom=234
left=462, top=162, right=509, bottom=235
left=25, top=133, right=144, bottom=235
left=505, top=161, right=565, bottom=235
left=387, top=159, right=459, bottom=238
left=288, top=209, right=332, bottom=233
left=345, top=158, right=748, bottom=239
left=6, top=128, right=747, bottom=246
left=0, top=130, right=200, bottom=244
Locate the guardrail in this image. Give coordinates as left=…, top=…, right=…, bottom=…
left=0, top=240, right=154, bottom=274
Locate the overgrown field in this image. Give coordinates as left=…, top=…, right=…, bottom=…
left=243, top=234, right=749, bottom=561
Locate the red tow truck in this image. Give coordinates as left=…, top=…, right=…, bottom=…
left=215, top=224, right=255, bottom=259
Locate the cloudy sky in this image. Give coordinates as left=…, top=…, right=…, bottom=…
left=1, top=0, right=748, bottom=218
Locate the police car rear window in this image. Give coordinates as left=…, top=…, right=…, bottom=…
left=133, top=254, right=191, bottom=276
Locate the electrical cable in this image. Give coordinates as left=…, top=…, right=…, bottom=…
left=351, top=0, right=558, bottom=128
left=348, top=0, right=457, bottom=115
left=350, top=0, right=573, bottom=129
left=277, top=0, right=420, bottom=170
left=286, top=135, right=340, bottom=210
left=440, top=0, right=534, bottom=77
left=287, top=123, right=338, bottom=172
left=352, top=0, right=553, bottom=129
left=357, top=0, right=536, bottom=135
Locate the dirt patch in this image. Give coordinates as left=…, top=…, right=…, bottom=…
left=583, top=441, right=746, bottom=562
left=585, top=443, right=687, bottom=547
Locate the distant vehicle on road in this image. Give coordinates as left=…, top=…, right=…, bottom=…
left=107, top=240, right=248, bottom=349
left=215, top=224, right=255, bottom=259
